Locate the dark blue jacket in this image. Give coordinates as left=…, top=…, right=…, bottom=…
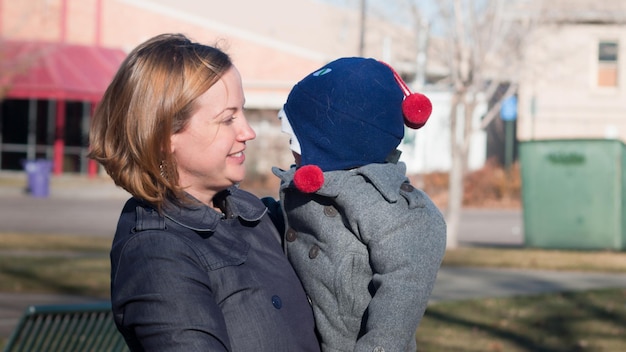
left=110, top=187, right=320, bottom=351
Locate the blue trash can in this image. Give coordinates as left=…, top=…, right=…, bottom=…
left=23, top=159, right=53, bottom=198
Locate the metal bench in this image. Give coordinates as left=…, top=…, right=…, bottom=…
left=3, top=302, right=128, bottom=352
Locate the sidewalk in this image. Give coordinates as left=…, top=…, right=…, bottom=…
left=430, top=266, right=626, bottom=303
left=0, top=171, right=130, bottom=199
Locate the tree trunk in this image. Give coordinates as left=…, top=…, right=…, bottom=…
left=446, top=92, right=461, bottom=249
left=446, top=90, right=476, bottom=249
left=446, top=145, right=464, bottom=249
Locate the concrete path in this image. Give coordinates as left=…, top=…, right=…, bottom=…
left=430, top=267, right=626, bottom=303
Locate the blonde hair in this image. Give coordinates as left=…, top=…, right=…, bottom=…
left=89, top=33, right=232, bottom=209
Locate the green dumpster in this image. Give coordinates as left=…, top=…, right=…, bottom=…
left=520, top=139, right=626, bottom=250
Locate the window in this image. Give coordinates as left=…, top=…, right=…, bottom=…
left=597, top=41, right=618, bottom=87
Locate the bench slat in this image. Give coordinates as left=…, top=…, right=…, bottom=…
left=3, top=302, right=129, bottom=352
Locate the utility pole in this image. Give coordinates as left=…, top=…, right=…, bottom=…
left=414, top=17, right=429, bottom=90
left=359, top=0, right=366, bottom=56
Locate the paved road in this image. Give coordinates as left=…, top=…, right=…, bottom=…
left=0, top=174, right=129, bottom=236
left=0, top=175, right=524, bottom=244
left=458, top=208, right=523, bottom=246
left=0, top=199, right=524, bottom=243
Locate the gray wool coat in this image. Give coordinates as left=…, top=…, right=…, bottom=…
left=272, top=162, right=447, bottom=352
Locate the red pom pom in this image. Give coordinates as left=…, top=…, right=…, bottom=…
left=402, top=93, right=432, bottom=129
left=293, top=165, right=324, bottom=193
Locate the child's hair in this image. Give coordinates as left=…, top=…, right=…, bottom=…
left=89, top=33, right=232, bottom=209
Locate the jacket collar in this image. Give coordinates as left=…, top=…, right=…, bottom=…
left=273, top=162, right=408, bottom=202
left=162, top=186, right=266, bottom=232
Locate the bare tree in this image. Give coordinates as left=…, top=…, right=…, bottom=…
left=417, top=0, right=536, bottom=248
left=310, top=0, right=536, bottom=248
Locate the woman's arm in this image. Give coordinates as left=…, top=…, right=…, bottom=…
left=111, top=231, right=231, bottom=351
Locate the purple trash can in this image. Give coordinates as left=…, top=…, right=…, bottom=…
left=24, top=160, right=53, bottom=198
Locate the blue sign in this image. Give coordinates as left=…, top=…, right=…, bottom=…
left=500, top=96, right=518, bottom=121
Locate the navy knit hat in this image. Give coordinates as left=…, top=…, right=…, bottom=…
left=283, top=57, right=431, bottom=192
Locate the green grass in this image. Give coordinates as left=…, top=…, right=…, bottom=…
left=0, top=255, right=110, bottom=297
left=0, top=232, right=112, bottom=252
left=443, top=247, right=626, bottom=273
left=0, top=233, right=111, bottom=298
left=2, top=232, right=626, bottom=351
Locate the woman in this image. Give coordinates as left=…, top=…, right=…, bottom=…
left=89, top=33, right=320, bottom=352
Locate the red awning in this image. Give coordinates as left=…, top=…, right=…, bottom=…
left=1, top=41, right=127, bottom=102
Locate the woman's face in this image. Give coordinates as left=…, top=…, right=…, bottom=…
left=170, top=66, right=255, bottom=205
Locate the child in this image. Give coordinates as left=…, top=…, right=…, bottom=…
left=271, top=57, right=447, bottom=352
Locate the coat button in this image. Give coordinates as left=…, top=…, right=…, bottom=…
left=271, top=295, right=282, bottom=309
left=286, top=228, right=297, bottom=242
left=400, top=183, right=414, bottom=192
left=372, top=347, right=385, bottom=352
left=323, top=205, right=338, bottom=217
left=309, top=245, right=320, bottom=259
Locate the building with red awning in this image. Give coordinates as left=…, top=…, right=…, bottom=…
left=0, top=0, right=418, bottom=177
left=1, top=41, right=126, bottom=176
left=3, top=41, right=125, bottom=102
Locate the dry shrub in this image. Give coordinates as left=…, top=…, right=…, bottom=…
left=409, top=172, right=450, bottom=209
left=463, top=158, right=521, bottom=207
left=410, top=158, right=522, bottom=209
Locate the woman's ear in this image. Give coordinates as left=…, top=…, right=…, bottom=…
left=170, top=134, right=178, bottom=154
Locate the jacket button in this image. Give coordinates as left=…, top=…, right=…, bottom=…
left=372, top=347, right=385, bottom=352
left=286, top=228, right=297, bottom=242
left=309, top=245, right=320, bottom=259
left=323, top=205, right=338, bottom=217
left=400, top=183, right=414, bottom=192
left=271, top=295, right=282, bottom=309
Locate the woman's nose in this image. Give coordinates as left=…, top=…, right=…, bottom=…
left=239, top=117, right=256, bottom=141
